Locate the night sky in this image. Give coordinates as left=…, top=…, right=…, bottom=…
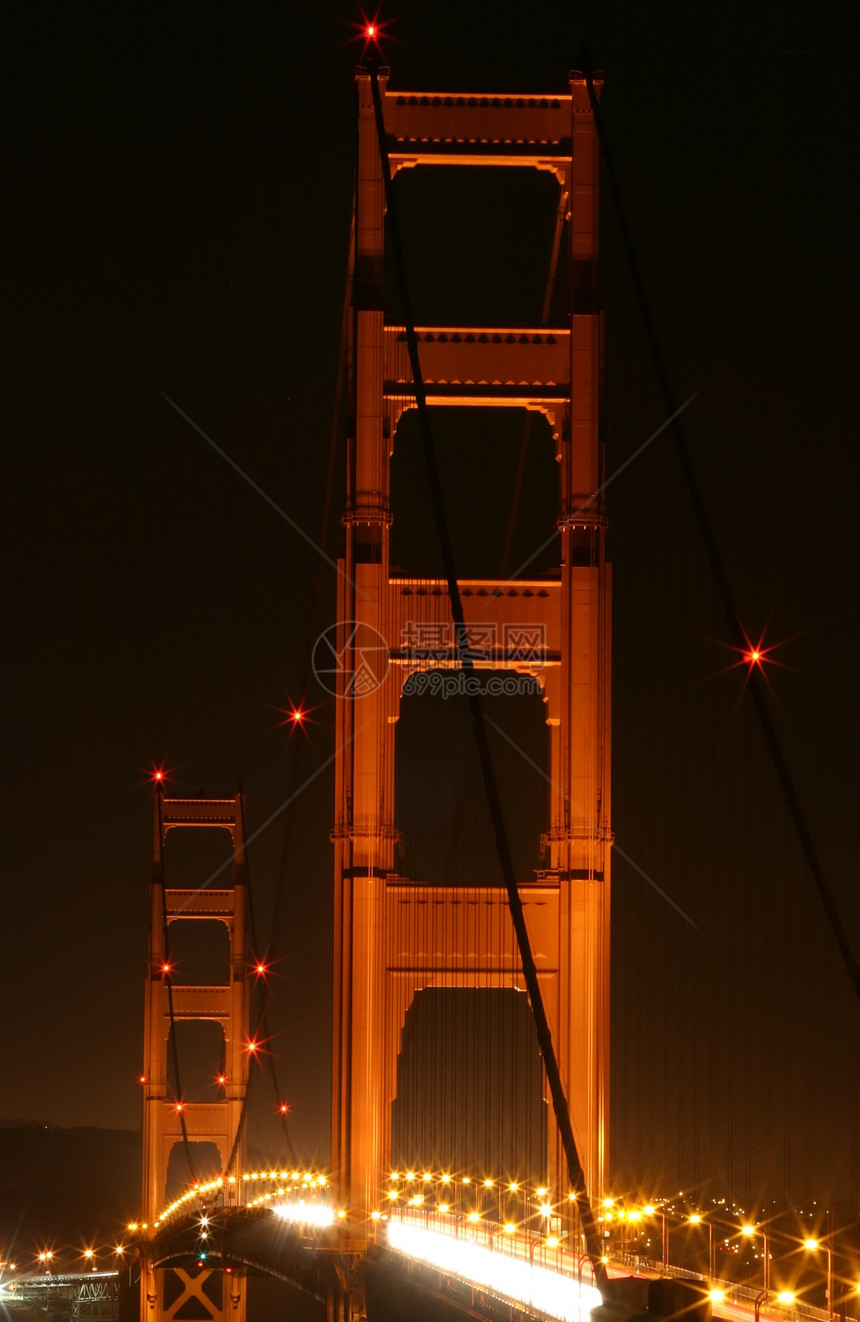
left=6, top=0, right=860, bottom=1223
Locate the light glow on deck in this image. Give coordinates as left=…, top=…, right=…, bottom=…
left=387, top=1218, right=601, bottom=1322
left=274, top=1201, right=334, bottom=1227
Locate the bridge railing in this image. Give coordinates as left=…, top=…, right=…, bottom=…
left=1, top=1270, right=120, bottom=1322
left=136, top=1167, right=332, bottom=1234
left=385, top=1208, right=601, bottom=1322
left=385, top=1210, right=859, bottom=1322
left=617, top=1255, right=855, bottom=1322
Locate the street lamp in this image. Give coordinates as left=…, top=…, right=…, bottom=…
left=624, top=1209, right=644, bottom=1265
left=577, top=1253, right=596, bottom=1287
left=803, top=1238, right=833, bottom=1321
left=644, top=1204, right=668, bottom=1270
left=689, top=1214, right=716, bottom=1281
left=508, top=1181, right=525, bottom=1229
left=743, top=1224, right=770, bottom=1291
left=754, top=1290, right=795, bottom=1322
left=567, top=1191, right=581, bottom=1249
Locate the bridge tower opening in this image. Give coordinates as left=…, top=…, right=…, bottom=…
left=332, top=70, right=610, bottom=1238
left=141, top=789, right=250, bottom=1322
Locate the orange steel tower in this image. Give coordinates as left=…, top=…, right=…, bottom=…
left=332, top=70, right=610, bottom=1237
left=141, top=789, right=250, bottom=1322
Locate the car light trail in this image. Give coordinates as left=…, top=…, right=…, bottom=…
left=274, top=1202, right=334, bottom=1228
left=387, top=1218, right=601, bottom=1322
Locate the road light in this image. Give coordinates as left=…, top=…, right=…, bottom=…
left=754, top=1290, right=795, bottom=1322
left=577, top=1253, right=596, bottom=1287
left=567, top=1191, right=581, bottom=1249
left=623, top=1208, right=644, bottom=1264
left=644, top=1204, right=668, bottom=1269
left=535, top=1185, right=550, bottom=1231
left=743, top=1223, right=770, bottom=1291
left=689, top=1213, right=716, bottom=1281
left=803, top=1238, right=833, bottom=1321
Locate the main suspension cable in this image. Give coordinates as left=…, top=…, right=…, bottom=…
left=580, top=56, right=860, bottom=1007
left=222, top=202, right=356, bottom=1178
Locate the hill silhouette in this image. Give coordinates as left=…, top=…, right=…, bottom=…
left=0, top=1126, right=140, bottom=1269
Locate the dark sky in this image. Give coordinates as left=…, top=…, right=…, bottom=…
left=6, top=0, right=860, bottom=1219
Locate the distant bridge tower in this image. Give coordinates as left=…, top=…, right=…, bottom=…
left=141, top=788, right=250, bottom=1322
left=332, top=70, right=610, bottom=1237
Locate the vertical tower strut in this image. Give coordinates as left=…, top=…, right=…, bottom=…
left=141, top=788, right=249, bottom=1322
left=332, top=68, right=611, bottom=1247
left=365, top=55, right=607, bottom=1284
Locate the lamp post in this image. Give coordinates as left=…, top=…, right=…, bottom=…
left=743, top=1224, right=770, bottom=1291
left=803, top=1238, right=833, bottom=1321
left=644, top=1204, right=668, bottom=1270
left=481, top=1179, right=496, bottom=1222
left=537, top=1189, right=553, bottom=1242
left=566, top=1191, right=581, bottom=1250
left=507, top=1182, right=524, bottom=1229
left=689, top=1214, right=716, bottom=1281
left=755, top=1290, right=795, bottom=1322
left=577, top=1253, right=596, bottom=1287
left=626, top=1210, right=644, bottom=1265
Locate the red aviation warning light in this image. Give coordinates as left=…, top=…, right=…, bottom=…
left=715, top=622, right=794, bottom=692
left=358, top=11, right=384, bottom=52
left=278, top=698, right=318, bottom=734
left=738, top=629, right=793, bottom=685
left=279, top=1102, right=289, bottom=1115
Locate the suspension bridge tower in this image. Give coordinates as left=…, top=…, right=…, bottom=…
left=332, top=68, right=610, bottom=1240
left=140, top=788, right=250, bottom=1322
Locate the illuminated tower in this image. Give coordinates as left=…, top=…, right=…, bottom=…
left=140, top=788, right=250, bottom=1322
left=331, top=69, right=610, bottom=1240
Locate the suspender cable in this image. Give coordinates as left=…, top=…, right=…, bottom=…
left=223, top=212, right=357, bottom=1179
left=365, top=55, right=608, bottom=1291
left=222, top=794, right=299, bottom=1180
left=581, top=59, right=860, bottom=1008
